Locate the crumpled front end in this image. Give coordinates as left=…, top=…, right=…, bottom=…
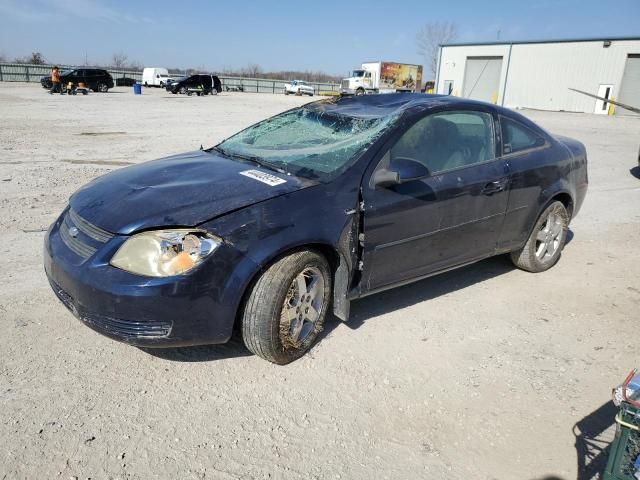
left=43, top=207, right=246, bottom=347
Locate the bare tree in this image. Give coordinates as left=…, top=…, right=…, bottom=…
left=15, top=51, right=46, bottom=65
left=244, top=63, right=263, bottom=78
left=111, top=52, right=128, bottom=69
left=127, top=60, right=143, bottom=71
left=416, top=22, right=457, bottom=80
left=28, top=51, right=46, bottom=64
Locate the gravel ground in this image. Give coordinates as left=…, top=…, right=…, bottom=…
left=0, top=82, right=639, bottom=480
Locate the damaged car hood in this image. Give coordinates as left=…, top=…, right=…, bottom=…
left=69, top=150, right=315, bottom=234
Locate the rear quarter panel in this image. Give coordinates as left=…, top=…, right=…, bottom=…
left=498, top=136, right=587, bottom=252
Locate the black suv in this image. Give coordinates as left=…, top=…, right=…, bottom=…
left=41, top=68, right=114, bottom=92
left=168, top=74, right=222, bottom=95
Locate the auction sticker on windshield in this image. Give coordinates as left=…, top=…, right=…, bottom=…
left=239, top=170, right=287, bottom=186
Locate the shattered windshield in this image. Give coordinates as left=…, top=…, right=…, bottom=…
left=216, top=107, right=397, bottom=180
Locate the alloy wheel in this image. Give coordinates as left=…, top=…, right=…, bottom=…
left=535, top=209, right=564, bottom=261
left=280, top=267, right=325, bottom=347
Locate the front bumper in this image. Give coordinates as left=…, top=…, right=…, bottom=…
left=43, top=208, right=242, bottom=347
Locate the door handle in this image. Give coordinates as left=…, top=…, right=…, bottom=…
left=481, top=179, right=507, bottom=195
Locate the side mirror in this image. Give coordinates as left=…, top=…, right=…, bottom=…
left=373, top=157, right=430, bottom=188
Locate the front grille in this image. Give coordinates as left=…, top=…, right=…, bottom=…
left=48, top=279, right=172, bottom=339
left=83, top=313, right=172, bottom=338
left=60, top=220, right=97, bottom=258
left=341, top=80, right=349, bottom=89
left=68, top=209, right=113, bottom=242
left=59, top=209, right=113, bottom=260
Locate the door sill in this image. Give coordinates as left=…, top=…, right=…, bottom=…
left=349, top=254, right=495, bottom=300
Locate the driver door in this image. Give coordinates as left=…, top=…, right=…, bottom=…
left=361, top=108, right=510, bottom=291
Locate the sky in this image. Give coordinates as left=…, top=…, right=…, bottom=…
left=0, top=0, right=639, bottom=76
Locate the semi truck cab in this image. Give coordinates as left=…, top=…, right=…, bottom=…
left=340, top=61, right=423, bottom=96
left=341, top=69, right=375, bottom=95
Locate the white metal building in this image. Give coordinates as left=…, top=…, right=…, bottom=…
left=435, top=36, right=640, bottom=115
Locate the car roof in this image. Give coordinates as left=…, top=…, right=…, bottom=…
left=65, top=68, right=105, bottom=72
left=308, top=93, right=519, bottom=119
left=304, top=93, right=549, bottom=136
left=308, top=93, right=463, bottom=118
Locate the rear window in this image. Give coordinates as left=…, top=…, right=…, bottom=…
left=500, top=116, right=546, bottom=154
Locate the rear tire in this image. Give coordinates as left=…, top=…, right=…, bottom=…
left=510, top=201, right=569, bottom=272
left=241, top=250, right=331, bottom=364
left=96, top=82, right=108, bottom=93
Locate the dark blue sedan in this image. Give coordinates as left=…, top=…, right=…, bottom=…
left=44, top=94, right=588, bottom=364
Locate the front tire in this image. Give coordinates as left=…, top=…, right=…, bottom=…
left=510, top=201, right=569, bottom=272
left=242, top=250, right=331, bottom=364
left=355, top=88, right=365, bottom=96
left=96, top=82, right=108, bottom=93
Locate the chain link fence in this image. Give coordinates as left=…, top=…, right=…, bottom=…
left=0, top=63, right=340, bottom=95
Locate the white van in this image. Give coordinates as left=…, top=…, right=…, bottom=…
left=142, top=67, right=172, bottom=87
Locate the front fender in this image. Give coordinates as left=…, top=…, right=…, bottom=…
left=200, top=181, right=360, bottom=324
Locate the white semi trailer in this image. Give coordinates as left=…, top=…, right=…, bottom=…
left=340, top=61, right=423, bottom=95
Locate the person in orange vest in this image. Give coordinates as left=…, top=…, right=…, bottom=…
left=49, top=66, right=62, bottom=94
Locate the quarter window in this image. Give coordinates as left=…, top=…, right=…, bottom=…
left=500, top=117, right=546, bottom=154
left=391, top=110, right=495, bottom=174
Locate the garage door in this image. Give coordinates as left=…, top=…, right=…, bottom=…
left=617, top=54, right=640, bottom=116
left=462, top=57, right=503, bottom=103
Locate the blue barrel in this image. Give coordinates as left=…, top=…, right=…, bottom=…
left=133, top=83, right=142, bottom=95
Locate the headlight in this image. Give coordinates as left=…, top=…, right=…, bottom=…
left=110, top=229, right=221, bottom=277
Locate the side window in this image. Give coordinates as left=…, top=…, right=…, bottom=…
left=500, top=116, right=546, bottom=154
left=391, top=111, right=495, bottom=174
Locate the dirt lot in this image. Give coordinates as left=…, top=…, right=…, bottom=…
left=0, top=82, right=639, bottom=480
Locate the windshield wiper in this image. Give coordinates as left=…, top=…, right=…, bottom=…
left=211, top=146, right=287, bottom=175
left=211, top=145, right=228, bottom=156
